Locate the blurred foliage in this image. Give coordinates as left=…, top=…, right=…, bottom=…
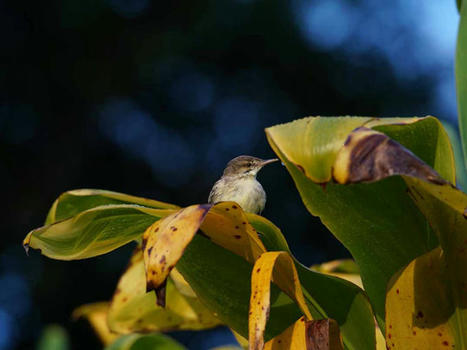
left=36, top=325, right=70, bottom=350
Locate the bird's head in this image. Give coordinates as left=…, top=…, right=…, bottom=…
left=222, top=155, right=278, bottom=177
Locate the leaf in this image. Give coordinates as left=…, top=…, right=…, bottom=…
left=310, top=260, right=362, bottom=289
left=266, top=116, right=454, bottom=330
left=249, top=252, right=312, bottom=350
left=72, top=302, right=119, bottom=345
left=457, top=0, right=467, bottom=166
left=108, top=247, right=221, bottom=333
left=46, top=189, right=179, bottom=224
left=175, top=233, right=305, bottom=342
left=442, top=121, right=467, bottom=190
left=105, top=333, right=186, bottom=350
left=385, top=247, right=457, bottom=349
left=37, top=325, right=70, bottom=350
left=23, top=205, right=175, bottom=260
left=264, top=317, right=344, bottom=350
left=246, top=213, right=376, bottom=350
left=142, top=202, right=268, bottom=306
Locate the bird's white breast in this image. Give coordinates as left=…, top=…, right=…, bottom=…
left=209, top=176, right=266, bottom=214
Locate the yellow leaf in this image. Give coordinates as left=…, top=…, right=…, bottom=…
left=264, top=317, right=344, bottom=350
left=385, top=247, right=457, bottom=349
left=201, top=202, right=267, bottom=264
left=72, top=302, right=119, bottom=345
left=142, top=204, right=211, bottom=306
left=108, top=247, right=221, bottom=333
left=249, top=252, right=312, bottom=350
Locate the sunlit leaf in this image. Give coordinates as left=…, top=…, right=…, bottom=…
left=266, top=116, right=455, bottom=330
left=143, top=204, right=211, bottom=306
left=108, top=247, right=221, bottom=333
left=311, top=260, right=362, bottom=289
left=24, top=205, right=175, bottom=260
left=72, top=302, right=119, bottom=345
left=385, top=247, right=458, bottom=349
left=105, top=333, right=186, bottom=350
left=46, top=189, right=179, bottom=225
left=249, top=252, right=312, bottom=350
left=246, top=213, right=376, bottom=350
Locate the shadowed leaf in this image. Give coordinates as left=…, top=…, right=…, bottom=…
left=105, top=333, right=186, bottom=350
left=108, top=248, right=220, bottom=333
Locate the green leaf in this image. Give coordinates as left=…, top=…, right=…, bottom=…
left=266, top=116, right=455, bottom=331
left=24, top=205, right=175, bottom=260
left=246, top=214, right=376, bottom=350
left=442, top=121, right=467, bottom=189
left=175, top=233, right=304, bottom=341
left=105, top=333, right=186, bottom=350
left=36, top=325, right=70, bottom=350
left=107, top=248, right=221, bottom=333
left=457, top=2, right=467, bottom=168
left=46, top=189, right=179, bottom=225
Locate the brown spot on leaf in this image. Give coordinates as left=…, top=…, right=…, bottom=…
left=242, top=221, right=246, bottom=225
left=438, top=332, right=443, bottom=337
left=235, top=225, right=239, bottom=229
left=256, top=268, right=261, bottom=273
left=155, top=227, right=159, bottom=232
left=122, top=297, right=128, bottom=302
left=155, top=279, right=167, bottom=307
left=412, top=331, right=416, bottom=335
left=234, top=235, right=241, bottom=239
left=232, top=204, right=238, bottom=209
left=225, top=208, right=230, bottom=211
left=159, top=255, right=166, bottom=264
left=416, top=311, right=424, bottom=319
left=388, top=333, right=392, bottom=339
left=344, top=129, right=446, bottom=185
left=170, top=226, right=177, bottom=232
left=147, top=247, right=153, bottom=256
left=396, top=289, right=399, bottom=294
left=442, top=341, right=449, bottom=346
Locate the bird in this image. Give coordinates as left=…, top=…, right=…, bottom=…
left=208, top=155, right=278, bottom=214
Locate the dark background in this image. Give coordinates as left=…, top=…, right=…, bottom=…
left=0, top=0, right=460, bottom=349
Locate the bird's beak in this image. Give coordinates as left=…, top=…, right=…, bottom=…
left=260, top=158, right=279, bottom=167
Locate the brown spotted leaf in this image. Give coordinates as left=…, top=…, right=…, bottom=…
left=108, top=247, right=221, bottom=333
left=249, top=251, right=312, bottom=350
left=142, top=204, right=211, bottom=306
left=200, top=201, right=267, bottom=264
left=264, top=317, right=344, bottom=350
left=385, top=247, right=456, bottom=349
left=266, top=116, right=457, bottom=332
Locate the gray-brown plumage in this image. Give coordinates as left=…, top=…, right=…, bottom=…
left=208, top=155, right=278, bottom=214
